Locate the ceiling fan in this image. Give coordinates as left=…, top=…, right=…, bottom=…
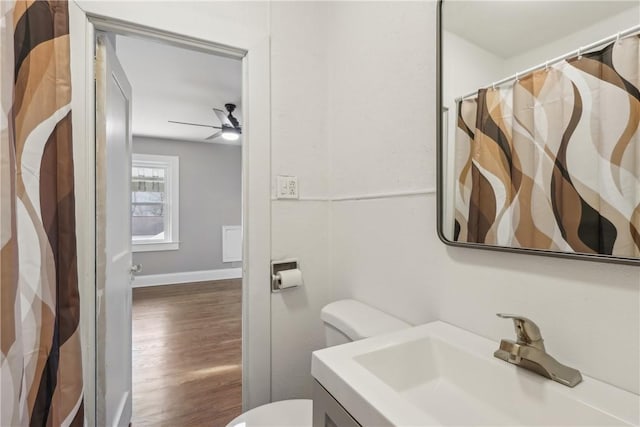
left=168, top=103, right=242, bottom=141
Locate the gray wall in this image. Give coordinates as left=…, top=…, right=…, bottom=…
left=132, top=136, right=241, bottom=275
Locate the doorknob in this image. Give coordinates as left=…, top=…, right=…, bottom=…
left=130, top=264, right=142, bottom=274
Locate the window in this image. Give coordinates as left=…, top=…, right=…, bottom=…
left=131, top=154, right=179, bottom=252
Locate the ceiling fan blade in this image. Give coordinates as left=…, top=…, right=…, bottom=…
left=168, top=120, right=221, bottom=129
left=213, top=108, right=233, bottom=126
left=205, top=131, right=223, bottom=141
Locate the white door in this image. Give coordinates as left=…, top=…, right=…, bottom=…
left=95, top=33, right=134, bottom=427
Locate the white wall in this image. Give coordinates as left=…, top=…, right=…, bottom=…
left=327, top=0, right=437, bottom=324
left=442, top=30, right=506, bottom=112
left=504, top=6, right=640, bottom=75
left=269, top=1, right=332, bottom=400
left=328, top=2, right=435, bottom=198
left=327, top=0, right=640, bottom=396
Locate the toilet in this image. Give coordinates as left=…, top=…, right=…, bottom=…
left=227, top=299, right=411, bottom=427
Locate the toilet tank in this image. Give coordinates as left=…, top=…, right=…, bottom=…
left=320, top=299, right=411, bottom=347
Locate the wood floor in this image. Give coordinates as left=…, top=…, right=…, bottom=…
left=132, top=280, right=242, bottom=427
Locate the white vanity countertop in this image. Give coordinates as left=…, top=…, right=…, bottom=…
left=311, top=321, right=640, bottom=427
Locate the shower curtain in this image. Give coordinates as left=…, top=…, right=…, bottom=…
left=1, top=1, right=84, bottom=425
left=455, top=34, right=640, bottom=258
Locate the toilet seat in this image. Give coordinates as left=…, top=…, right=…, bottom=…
left=228, top=301, right=410, bottom=426
left=226, top=399, right=312, bottom=427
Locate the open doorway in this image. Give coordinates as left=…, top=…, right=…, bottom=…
left=95, top=31, right=244, bottom=426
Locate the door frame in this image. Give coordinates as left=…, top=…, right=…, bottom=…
left=69, top=6, right=272, bottom=425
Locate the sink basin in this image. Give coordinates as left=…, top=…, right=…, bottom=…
left=312, top=322, right=639, bottom=426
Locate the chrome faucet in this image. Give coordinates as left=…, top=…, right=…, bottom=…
left=494, top=313, right=582, bottom=387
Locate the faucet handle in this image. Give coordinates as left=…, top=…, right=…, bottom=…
left=496, top=313, right=545, bottom=350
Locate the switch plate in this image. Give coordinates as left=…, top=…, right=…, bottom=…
left=276, top=175, right=299, bottom=199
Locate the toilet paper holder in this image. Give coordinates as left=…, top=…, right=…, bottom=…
left=271, top=258, right=299, bottom=292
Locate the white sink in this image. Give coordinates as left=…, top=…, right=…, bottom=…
left=312, top=321, right=640, bottom=426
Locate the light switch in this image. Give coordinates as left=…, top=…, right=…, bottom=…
left=276, top=175, right=298, bottom=199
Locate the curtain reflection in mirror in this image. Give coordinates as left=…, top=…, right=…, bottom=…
left=454, top=34, right=639, bottom=258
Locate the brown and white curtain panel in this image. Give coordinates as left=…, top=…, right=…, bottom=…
left=455, top=34, right=640, bottom=258
left=1, top=1, right=84, bottom=425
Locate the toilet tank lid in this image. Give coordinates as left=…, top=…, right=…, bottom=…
left=321, top=299, right=411, bottom=341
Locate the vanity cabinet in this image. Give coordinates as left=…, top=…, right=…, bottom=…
left=312, top=380, right=361, bottom=427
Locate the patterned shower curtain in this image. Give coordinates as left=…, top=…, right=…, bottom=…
left=455, top=34, right=640, bottom=258
left=1, top=1, right=84, bottom=425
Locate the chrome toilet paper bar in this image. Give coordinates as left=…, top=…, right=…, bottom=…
left=271, top=258, right=302, bottom=292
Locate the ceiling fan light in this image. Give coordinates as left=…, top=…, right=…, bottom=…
left=222, top=128, right=240, bottom=141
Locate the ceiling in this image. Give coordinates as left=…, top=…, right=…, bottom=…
left=443, top=0, right=639, bottom=58
left=115, top=35, right=242, bottom=144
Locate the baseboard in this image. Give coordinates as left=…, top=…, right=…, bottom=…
left=133, top=268, right=242, bottom=287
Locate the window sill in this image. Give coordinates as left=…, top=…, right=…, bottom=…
left=132, top=241, right=180, bottom=253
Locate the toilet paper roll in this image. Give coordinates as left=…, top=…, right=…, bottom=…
left=276, top=269, right=303, bottom=289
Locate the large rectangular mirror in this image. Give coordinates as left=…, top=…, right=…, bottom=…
left=437, top=0, right=640, bottom=265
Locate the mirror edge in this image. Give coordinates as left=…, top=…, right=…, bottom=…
left=434, top=0, right=639, bottom=267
